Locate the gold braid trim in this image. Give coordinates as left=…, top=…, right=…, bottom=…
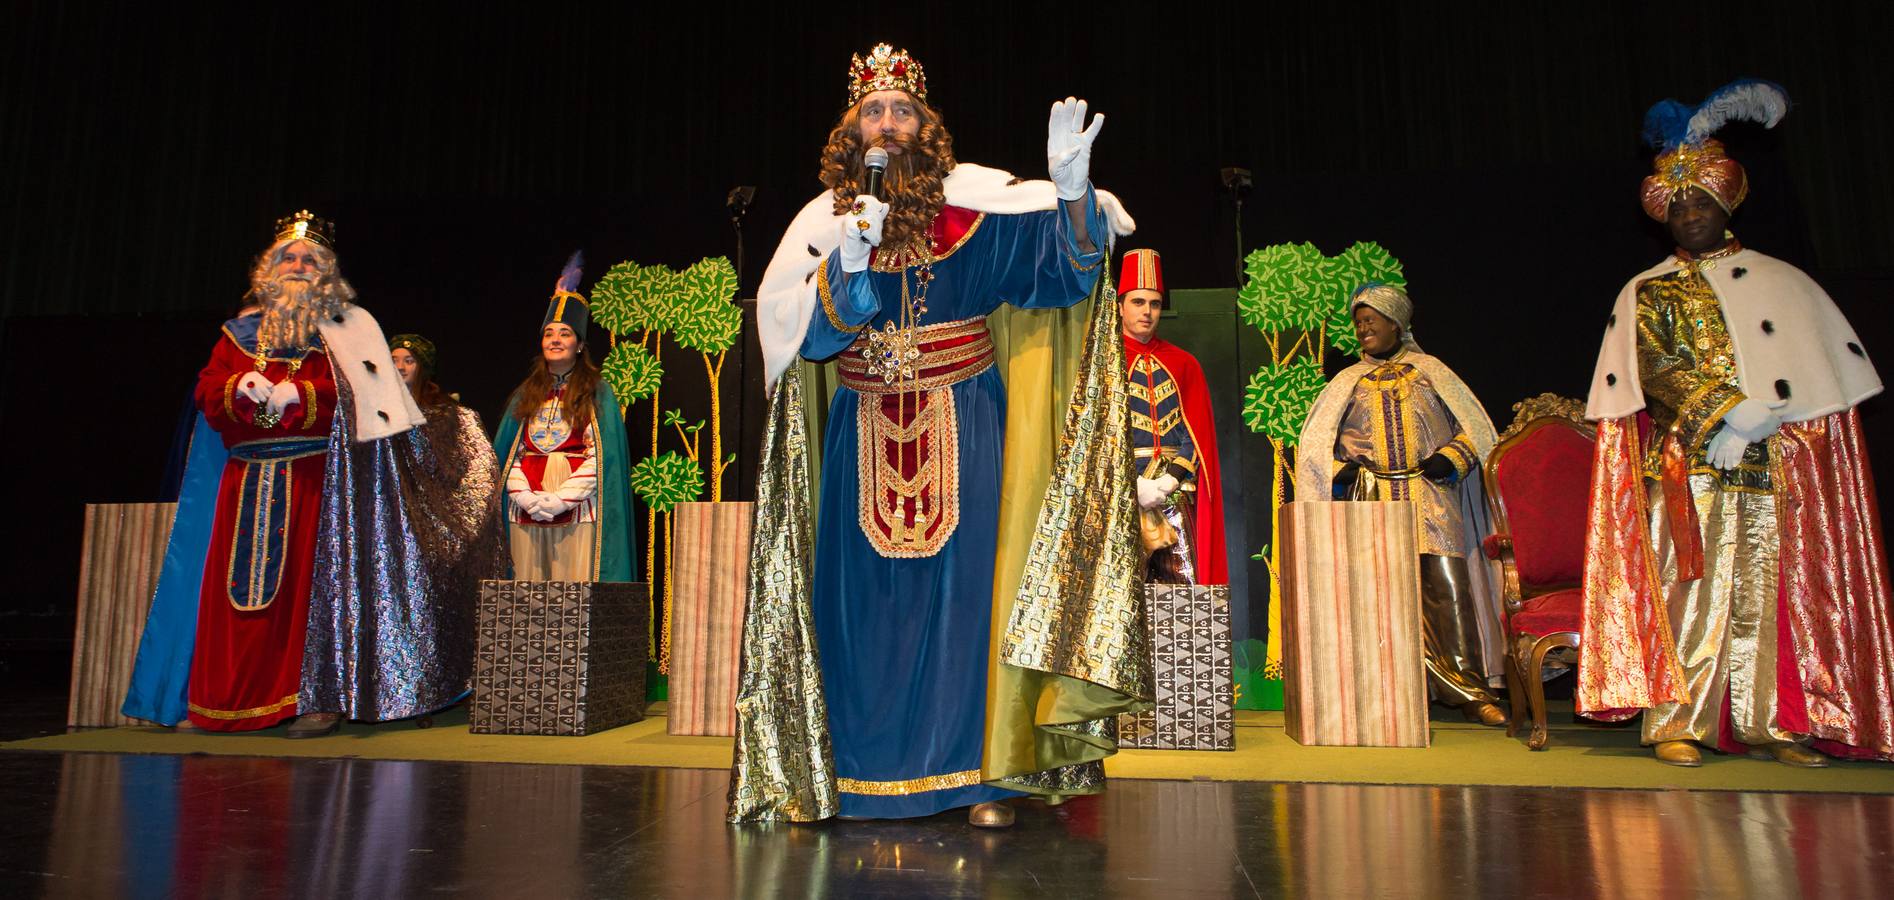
left=1438, top=434, right=1477, bottom=476
left=818, top=263, right=867, bottom=334
left=299, top=381, right=319, bottom=430
left=1686, top=392, right=1744, bottom=453
left=837, top=768, right=982, bottom=796
left=188, top=693, right=300, bottom=721
left=223, top=372, right=242, bottom=419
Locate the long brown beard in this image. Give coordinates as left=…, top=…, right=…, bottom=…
left=820, top=100, right=956, bottom=255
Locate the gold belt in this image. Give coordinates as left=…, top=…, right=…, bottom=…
left=1364, top=465, right=1424, bottom=480
left=838, top=318, right=995, bottom=394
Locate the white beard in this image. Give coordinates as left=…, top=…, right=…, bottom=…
left=257, top=275, right=346, bottom=350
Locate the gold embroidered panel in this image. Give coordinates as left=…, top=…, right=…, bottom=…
left=858, top=388, right=961, bottom=558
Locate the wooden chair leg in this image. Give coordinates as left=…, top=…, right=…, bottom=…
left=1502, top=653, right=1526, bottom=739
left=1520, top=634, right=1581, bottom=750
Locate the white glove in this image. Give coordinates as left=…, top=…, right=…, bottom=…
left=1046, top=97, right=1104, bottom=202
left=1706, top=427, right=1751, bottom=470
left=265, top=380, right=302, bottom=417
left=512, top=491, right=545, bottom=519
left=531, top=493, right=572, bottom=522
left=1721, top=397, right=1782, bottom=443
left=1136, top=474, right=1179, bottom=509
left=838, top=194, right=890, bottom=273
left=236, top=372, right=273, bottom=405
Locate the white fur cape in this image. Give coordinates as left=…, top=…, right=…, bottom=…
left=317, top=305, right=425, bottom=442
left=754, top=163, right=1137, bottom=389
left=1585, top=249, right=1881, bottom=422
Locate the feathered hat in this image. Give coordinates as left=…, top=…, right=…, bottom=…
left=542, top=251, right=589, bottom=340
left=1639, top=79, right=1790, bottom=222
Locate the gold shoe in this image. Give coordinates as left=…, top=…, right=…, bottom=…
left=1654, top=740, right=1702, bottom=767
left=172, top=718, right=200, bottom=733
left=1460, top=701, right=1508, bottom=727
left=1748, top=743, right=1829, bottom=768
left=968, top=801, right=1015, bottom=829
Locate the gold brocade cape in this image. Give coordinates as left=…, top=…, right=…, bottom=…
left=727, top=273, right=1150, bottom=823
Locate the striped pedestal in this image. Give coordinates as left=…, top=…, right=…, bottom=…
left=1279, top=500, right=1428, bottom=748
left=666, top=502, right=753, bottom=736
left=70, top=503, right=176, bottom=727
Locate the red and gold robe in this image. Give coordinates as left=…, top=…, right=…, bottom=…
left=185, top=324, right=336, bottom=731
left=1122, top=333, right=1228, bottom=584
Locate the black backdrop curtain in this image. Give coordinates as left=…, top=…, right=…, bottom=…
left=3, top=2, right=1892, bottom=679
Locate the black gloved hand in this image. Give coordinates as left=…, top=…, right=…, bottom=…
left=1421, top=452, right=1456, bottom=483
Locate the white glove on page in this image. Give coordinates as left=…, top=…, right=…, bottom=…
left=1706, top=427, right=1750, bottom=470
left=1721, top=397, right=1782, bottom=443
left=839, top=194, right=890, bottom=273
left=1047, top=97, right=1104, bottom=202
left=236, top=372, right=273, bottom=405
left=1137, top=474, right=1179, bottom=509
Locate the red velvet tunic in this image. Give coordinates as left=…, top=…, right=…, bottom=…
left=185, top=332, right=336, bottom=730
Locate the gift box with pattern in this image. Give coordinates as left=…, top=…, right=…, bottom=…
left=471, top=580, right=649, bottom=736
left=1117, top=583, right=1235, bottom=751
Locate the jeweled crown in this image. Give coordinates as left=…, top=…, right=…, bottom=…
left=847, top=43, right=926, bottom=106
left=273, top=209, right=335, bottom=247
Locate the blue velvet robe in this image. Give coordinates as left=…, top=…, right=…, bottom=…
left=800, top=192, right=1106, bottom=817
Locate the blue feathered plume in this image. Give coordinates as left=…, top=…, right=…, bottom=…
left=554, top=250, right=584, bottom=293
left=1642, top=79, right=1790, bottom=150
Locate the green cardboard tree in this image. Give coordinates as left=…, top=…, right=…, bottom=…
left=1234, top=240, right=1405, bottom=709
left=592, top=255, right=745, bottom=677
left=631, top=446, right=706, bottom=674
left=591, top=260, right=681, bottom=586
left=668, top=257, right=743, bottom=501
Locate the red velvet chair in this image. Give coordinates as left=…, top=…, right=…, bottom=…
left=1482, top=395, right=1595, bottom=750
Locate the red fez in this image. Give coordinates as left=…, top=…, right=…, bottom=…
left=1118, top=249, right=1164, bottom=296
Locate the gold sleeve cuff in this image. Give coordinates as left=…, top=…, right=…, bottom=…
left=300, top=381, right=319, bottom=430
left=818, top=262, right=867, bottom=335
left=223, top=373, right=241, bottom=419
left=1168, top=454, right=1197, bottom=475
left=1439, top=436, right=1477, bottom=477
left=1678, top=389, right=1743, bottom=453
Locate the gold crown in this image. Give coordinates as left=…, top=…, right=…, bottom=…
left=847, top=43, right=926, bottom=106
left=273, top=209, right=335, bottom=247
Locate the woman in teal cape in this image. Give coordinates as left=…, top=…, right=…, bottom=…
left=491, top=253, right=636, bottom=583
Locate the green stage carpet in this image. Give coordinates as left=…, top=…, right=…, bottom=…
left=8, top=703, right=1893, bottom=794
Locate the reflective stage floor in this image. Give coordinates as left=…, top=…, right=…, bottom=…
left=4, top=750, right=1892, bottom=899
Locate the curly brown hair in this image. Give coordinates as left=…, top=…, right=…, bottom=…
left=818, top=93, right=957, bottom=255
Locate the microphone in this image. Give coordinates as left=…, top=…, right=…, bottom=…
left=863, top=146, right=889, bottom=198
